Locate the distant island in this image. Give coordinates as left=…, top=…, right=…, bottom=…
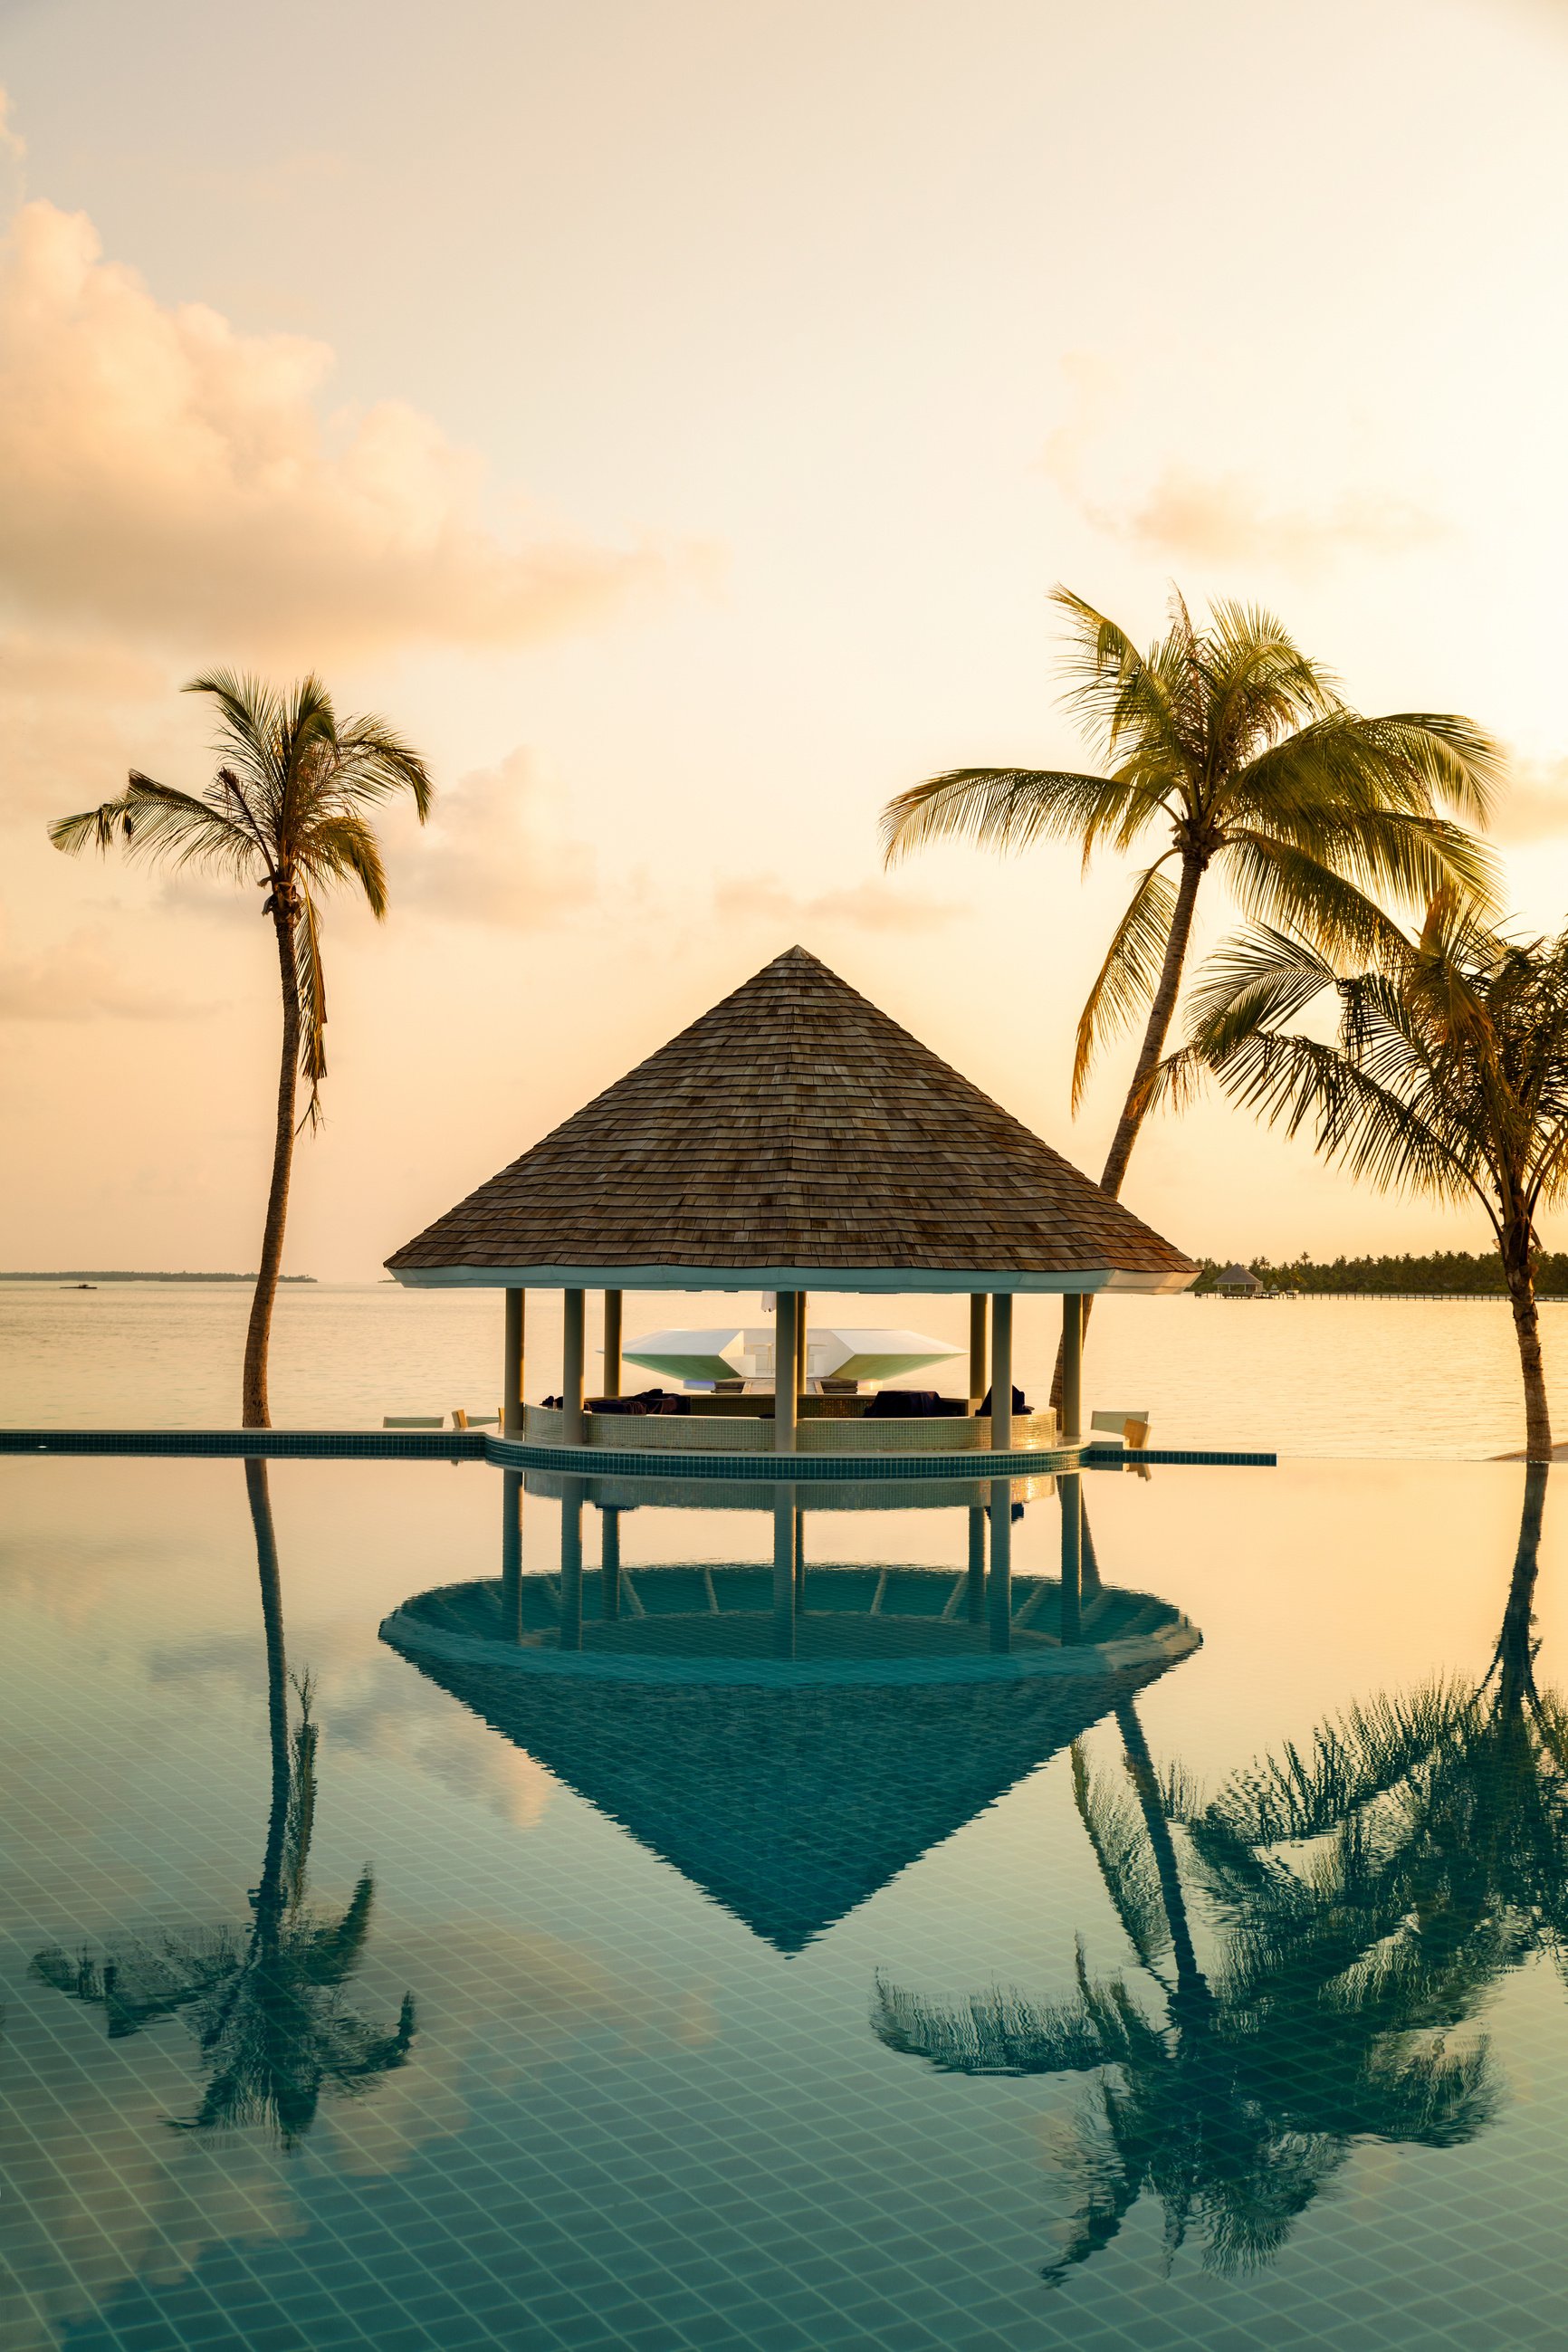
left=0, top=1271, right=317, bottom=1284
left=1193, top=1251, right=1568, bottom=1298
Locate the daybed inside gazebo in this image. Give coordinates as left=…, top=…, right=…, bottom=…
left=386, top=945, right=1195, bottom=1459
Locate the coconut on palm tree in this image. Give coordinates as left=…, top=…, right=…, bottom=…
left=880, top=589, right=1501, bottom=1396
left=50, top=672, right=431, bottom=1427
left=1157, top=895, right=1568, bottom=1458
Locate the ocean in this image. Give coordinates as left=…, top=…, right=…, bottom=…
left=0, top=1280, right=1555, bottom=1457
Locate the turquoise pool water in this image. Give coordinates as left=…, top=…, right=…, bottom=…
left=4, top=1453, right=1568, bottom=2348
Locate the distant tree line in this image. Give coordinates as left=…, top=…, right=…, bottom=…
left=1191, top=1252, right=1568, bottom=1298
left=0, top=1271, right=317, bottom=1284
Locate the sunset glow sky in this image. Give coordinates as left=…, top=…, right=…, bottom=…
left=5, top=0, right=1568, bottom=1276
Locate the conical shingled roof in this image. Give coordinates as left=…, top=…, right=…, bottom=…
left=383, top=1600, right=1188, bottom=1953
left=387, top=945, right=1194, bottom=1291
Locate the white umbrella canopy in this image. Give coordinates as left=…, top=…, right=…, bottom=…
left=618, top=1324, right=960, bottom=1391
left=616, top=1327, right=750, bottom=1385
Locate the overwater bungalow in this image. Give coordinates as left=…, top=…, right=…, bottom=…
left=387, top=946, right=1196, bottom=1459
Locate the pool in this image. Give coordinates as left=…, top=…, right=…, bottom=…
left=3, top=1453, right=1566, bottom=2349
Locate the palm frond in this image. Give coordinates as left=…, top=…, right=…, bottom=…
left=1197, top=1682, right=1473, bottom=1848
left=333, top=713, right=434, bottom=820
left=51, top=776, right=258, bottom=878
left=870, top=1965, right=1140, bottom=2078
left=1178, top=923, right=1343, bottom=1051
left=1072, top=1745, right=1173, bottom=1973
left=1051, top=586, right=1191, bottom=775
left=1072, top=860, right=1179, bottom=1111
left=293, top=888, right=328, bottom=1129
left=1234, top=713, right=1503, bottom=845
left=880, top=767, right=1157, bottom=867
left=301, top=813, right=388, bottom=916
left=1219, top=835, right=1413, bottom=965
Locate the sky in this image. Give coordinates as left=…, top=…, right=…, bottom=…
left=4, top=0, right=1568, bottom=1277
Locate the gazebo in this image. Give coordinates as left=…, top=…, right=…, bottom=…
left=386, top=945, right=1196, bottom=1456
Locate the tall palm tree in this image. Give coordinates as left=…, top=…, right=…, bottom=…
left=1193, top=1464, right=1568, bottom=2003
left=873, top=1697, right=1495, bottom=2283
left=876, top=1471, right=1568, bottom=2286
left=33, top=1463, right=416, bottom=2146
left=50, top=673, right=431, bottom=1426
left=880, top=589, right=1500, bottom=1396
left=1158, top=896, right=1568, bottom=1458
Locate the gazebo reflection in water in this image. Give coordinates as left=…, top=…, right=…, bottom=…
left=379, top=1468, right=1200, bottom=1955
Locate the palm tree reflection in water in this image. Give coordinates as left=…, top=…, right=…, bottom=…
left=875, top=1473, right=1564, bottom=2285
left=33, top=1463, right=416, bottom=2147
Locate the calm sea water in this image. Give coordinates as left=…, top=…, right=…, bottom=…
left=0, top=1281, right=1559, bottom=1457
left=3, top=1450, right=1566, bottom=2349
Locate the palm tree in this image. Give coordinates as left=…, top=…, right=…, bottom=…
left=1194, top=1464, right=1568, bottom=2010
left=875, top=1470, right=1568, bottom=2286
left=1158, top=896, right=1568, bottom=1458
left=50, top=674, right=431, bottom=1426
left=880, top=589, right=1500, bottom=1397
left=33, top=1462, right=416, bottom=2146
left=874, top=1697, right=1496, bottom=2283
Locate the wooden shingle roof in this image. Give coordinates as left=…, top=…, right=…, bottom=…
left=387, top=945, right=1196, bottom=1294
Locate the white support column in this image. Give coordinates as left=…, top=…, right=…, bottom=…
left=562, top=1288, right=586, bottom=1444
left=501, top=1468, right=523, bottom=1644
left=1060, top=1292, right=1084, bottom=1447
left=600, top=1504, right=622, bottom=1620
left=1059, top=1288, right=1084, bottom=1643
left=797, top=1291, right=808, bottom=1408
left=988, top=1478, right=1012, bottom=1653
left=967, top=1502, right=986, bottom=1623
left=603, top=1290, right=623, bottom=1400
left=990, top=1292, right=1014, bottom=1451
left=772, top=1483, right=797, bottom=1658
left=559, top=1477, right=584, bottom=1651
left=968, top=1294, right=989, bottom=1415
left=502, top=1288, right=526, bottom=1439
left=773, top=1291, right=798, bottom=1454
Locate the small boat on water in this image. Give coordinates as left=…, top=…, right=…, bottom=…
left=63, top=1283, right=96, bottom=1290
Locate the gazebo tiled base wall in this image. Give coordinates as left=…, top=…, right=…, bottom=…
left=521, top=1404, right=1060, bottom=1456
left=519, top=1468, right=1063, bottom=1512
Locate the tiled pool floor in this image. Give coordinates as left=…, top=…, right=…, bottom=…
left=4, top=1455, right=1568, bottom=2349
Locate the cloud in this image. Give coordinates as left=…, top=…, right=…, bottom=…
left=394, top=749, right=598, bottom=929
left=1116, top=465, right=1445, bottom=569
left=0, top=924, right=208, bottom=1018
left=1044, top=352, right=1444, bottom=572
left=0, top=630, right=168, bottom=818
left=1491, top=754, right=1568, bottom=844
left=0, top=193, right=700, bottom=659
left=713, top=873, right=961, bottom=934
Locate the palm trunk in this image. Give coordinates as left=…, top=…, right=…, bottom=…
left=243, top=901, right=301, bottom=1428
left=1502, top=1218, right=1552, bottom=1462
left=1114, top=1699, right=1208, bottom=2011
left=1052, top=854, right=1206, bottom=1410
left=244, top=1459, right=292, bottom=1929
left=1493, top=1459, right=1547, bottom=1709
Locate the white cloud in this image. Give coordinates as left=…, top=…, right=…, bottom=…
left=0, top=191, right=700, bottom=659
left=1044, top=352, right=1444, bottom=573
left=0, top=924, right=208, bottom=1019
left=1492, top=753, right=1568, bottom=844
left=394, top=748, right=598, bottom=930
left=713, top=873, right=961, bottom=933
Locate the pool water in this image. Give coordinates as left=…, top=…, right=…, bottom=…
left=4, top=1453, right=1568, bottom=2349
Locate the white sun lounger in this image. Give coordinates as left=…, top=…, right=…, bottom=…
left=1091, top=1409, right=1151, bottom=1448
